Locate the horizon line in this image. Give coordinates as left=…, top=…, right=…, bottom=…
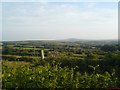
left=1, top=38, right=118, bottom=42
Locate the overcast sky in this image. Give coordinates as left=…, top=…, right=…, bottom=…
left=2, top=2, right=118, bottom=41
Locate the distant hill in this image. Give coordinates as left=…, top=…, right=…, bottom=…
left=59, top=38, right=117, bottom=41
left=59, top=38, right=89, bottom=42
left=2, top=38, right=118, bottom=46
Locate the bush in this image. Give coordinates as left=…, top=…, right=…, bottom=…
left=2, top=62, right=119, bottom=88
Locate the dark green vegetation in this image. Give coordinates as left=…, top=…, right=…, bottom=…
left=2, top=40, right=120, bottom=89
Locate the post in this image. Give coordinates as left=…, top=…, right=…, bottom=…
left=41, top=49, right=44, bottom=60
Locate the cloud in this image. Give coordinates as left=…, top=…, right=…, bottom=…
left=0, top=3, right=2, bottom=41
left=1, top=0, right=119, bottom=2
left=2, top=2, right=118, bottom=40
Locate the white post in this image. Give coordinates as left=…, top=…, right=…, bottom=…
left=41, top=49, right=44, bottom=60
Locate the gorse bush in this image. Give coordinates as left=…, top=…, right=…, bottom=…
left=2, top=61, right=118, bottom=89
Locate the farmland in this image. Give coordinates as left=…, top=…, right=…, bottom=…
left=2, top=40, right=120, bottom=89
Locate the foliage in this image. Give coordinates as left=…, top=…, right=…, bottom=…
left=2, top=41, right=120, bottom=88
left=2, top=61, right=119, bottom=89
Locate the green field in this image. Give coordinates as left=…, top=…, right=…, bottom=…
left=2, top=40, right=120, bottom=89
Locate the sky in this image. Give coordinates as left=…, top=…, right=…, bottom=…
left=2, top=1, right=118, bottom=41
left=0, top=3, right=2, bottom=41
left=1, top=0, right=119, bottom=2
